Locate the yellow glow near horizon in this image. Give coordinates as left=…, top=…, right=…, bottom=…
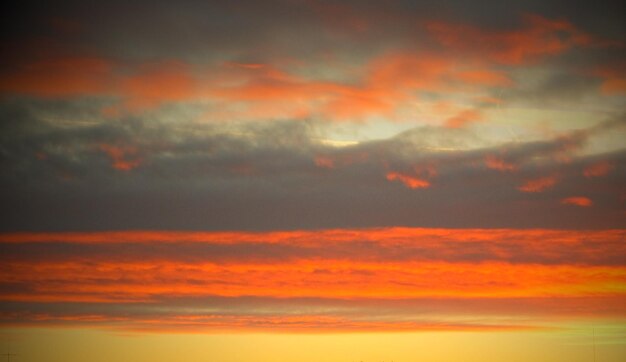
left=2, top=327, right=625, bottom=362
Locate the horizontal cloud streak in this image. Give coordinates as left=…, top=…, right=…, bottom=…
left=1, top=228, right=624, bottom=265
left=1, top=228, right=625, bottom=332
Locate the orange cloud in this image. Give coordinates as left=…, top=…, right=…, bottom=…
left=561, top=196, right=592, bottom=207
left=0, top=46, right=520, bottom=121
left=210, top=53, right=451, bottom=122
left=316, top=53, right=445, bottom=120
left=2, top=257, right=624, bottom=304
left=0, top=56, right=201, bottom=111
left=453, top=69, right=513, bottom=87
left=584, top=161, right=615, bottom=178
left=99, top=144, right=141, bottom=171
left=601, top=78, right=626, bottom=94
left=208, top=63, right=338, bottom=120
left=2, top=228, right=624, bottom=332
left=445, top=109, right=482, bottom=128
left=224, top=61, right=266, bottom=70
left=211, top=51, right=502, bottom=122
left=517, top=175, right=558, bottom=193
left=593, top=63, right=626, bottom=95
left=426, top=14, right=595, bottom=65
left=314, top=156, right=335, bottom=169
left=119, top=61, right=198, bottom=110
left=366, top=52, right=452, bottom=90
left=485, top=155, right=517, bottom=172
left=0, top=56, right=114, bottom=97
left=386, top=171, right=430, bottom=189
left=322, top=88, right=395, bottom=120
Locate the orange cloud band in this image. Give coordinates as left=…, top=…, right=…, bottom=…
left=1, top=228, right=624, bottom=332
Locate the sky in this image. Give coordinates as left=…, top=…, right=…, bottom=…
left=0, top=0, right=625, bottom=361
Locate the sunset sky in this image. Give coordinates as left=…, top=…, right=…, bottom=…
left=0, top=1, right=625, bottom=361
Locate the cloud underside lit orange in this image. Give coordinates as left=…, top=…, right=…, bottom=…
left=0, top=14, right=612, bottom=124
left=561, top=196, right=593, bottom=207
left=1, top=228, right=624, bottom=332
left=518, top=175, right=559, bottom=193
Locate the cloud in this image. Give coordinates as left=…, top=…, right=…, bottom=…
left=1, top=228, right=625, bottom=331
left=0, top=50, right=504, bottom=122
left=561, top=196, right=593, bottom=207
left=0, top=305, right=550, bottom=333
left=445, top=109, right=483, bottom=128
left=386, top=171, right=430, bottom=189
left=0, top=1, right=624, bottom=335
left=118, top=61, right=199, bottom=110
left=2, top=228, right=624, bottom=265
left=0, top=56, right=115, bottom=97
left=484, top=155, right=517, bottom=172
left=594, top=63, right=626, bottom=95
left=99, top=144, right=141, bottom=171
left=4, top=292, right=625, bottom=333
left=0, top=101, right=624, bottom=231
left=517, top=175, right=559, bottom=193
left=584, top=160, right=615, bottom=177
left=426, top=14, right=599, bottom=65
left=453, top=69, right=513, bottom=87
left=0, top=5, right=620, bottom=129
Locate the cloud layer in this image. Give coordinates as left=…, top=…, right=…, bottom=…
left=1, top=229, right=625, bottom=332
left=0, top=0, right=624, bottom=338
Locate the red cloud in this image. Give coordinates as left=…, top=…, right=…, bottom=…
left=561, top=197, right=592, bottom=207
left=584, top=161, right=615, bottom=178
left=517, top=175, right=558, bottom=193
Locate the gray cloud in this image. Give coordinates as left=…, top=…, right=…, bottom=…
left=1, top=98, right=624, bottom=231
